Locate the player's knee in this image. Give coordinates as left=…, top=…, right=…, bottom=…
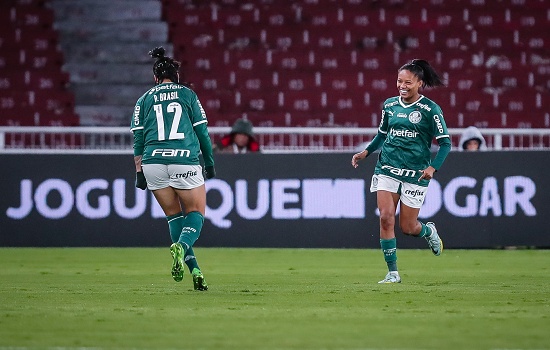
left=379, top=211, right=395, bottom=230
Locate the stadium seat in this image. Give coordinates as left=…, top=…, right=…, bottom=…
left=236, top=90, right=283, bottom=113
left=280, top=90, right=325, bottom=113
left=273, top=71, right=322, bottom=91
left=267, top=49, right=315, bottom=70
left=162, top=0, right=547, bottom=129
left=501, top=110, right=548, bottom=128
left=228, top=70, right=273, bottom=91
left=0, top=69, right=69, bottom=90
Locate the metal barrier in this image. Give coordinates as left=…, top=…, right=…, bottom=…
left=0, top=126, right=549, bottom=153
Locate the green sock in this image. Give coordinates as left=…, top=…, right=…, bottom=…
left=178, top=210, right=204, bottom=256
left=418, top=222, right=431, bottom=237
left=166, top=212, right=185, bottom=243
left=166, top=212, right=199, bottom=272
left=380, top=238, right=398, bottom=272
left=184, top=247, right=199, bottom=272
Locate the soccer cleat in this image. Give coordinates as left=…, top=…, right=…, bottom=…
left=192, top=268, right=208, bottom=291
left=378, top=271, right=401, bottom=284
left=425, top=222, right=443, bottom=256
left=170, top=243, right=184, bottom=282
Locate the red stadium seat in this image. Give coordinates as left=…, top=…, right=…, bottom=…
left=228, top=70, right=273, bottom=91
left=280, top=90, right=325, bottom=113
left=236, top=90, right=283, bottom=113
left=0, top=69, right=69, bottom=90
left=267, top=49, right=315, bottom=70
left=273, top=71, right=322, bottom=91
left=165, top=0, right=546, bottom=130
left=501, top=110, right=548, bottom=128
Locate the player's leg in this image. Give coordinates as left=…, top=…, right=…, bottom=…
left=167, top=212, right=184, bottom=243
left=166, top=211, right=200, bottom=273
left=175, top=185, right=208, bottom=290
left=370, top=175, right=402, bottom=283
left=377, top=189, right=401, bottom=283
left=151, top=187, right=186, bottom=282
left=399, top=183, right=443, bottom=256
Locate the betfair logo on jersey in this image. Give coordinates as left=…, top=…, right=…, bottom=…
left=381, top=165, right=417, bottom=177
left=148, top=84, right=181, bottom=94
left=151, top=149, right=191, bottom=157
left=390, top=129, right=419, bottom=138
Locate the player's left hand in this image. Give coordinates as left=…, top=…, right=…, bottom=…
left=418, top=166, right=436, bottom=181
left=135, top=171, right=147, bottom=190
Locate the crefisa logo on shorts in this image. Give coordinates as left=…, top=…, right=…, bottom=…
left=171, top=170, right=198, bottom=179
left=404, top=188, right=425, bottom=197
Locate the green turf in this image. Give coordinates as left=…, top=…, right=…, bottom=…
left=0, top=248, right=548, bottom=350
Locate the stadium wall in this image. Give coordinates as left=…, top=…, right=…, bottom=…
left=0, top=152, right=548, bottom=248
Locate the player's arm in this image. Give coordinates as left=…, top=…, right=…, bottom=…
left=130, top=98, right=147, bottom=189
left=431, top=136, right=451, bottom=171
left=352, top=108, right=388, bottom=168
left=189, top=94, right=215, bottom=178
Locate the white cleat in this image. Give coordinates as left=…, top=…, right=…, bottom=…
left=425, top=222, right=443, bottom=256
left=378, top=271, right=401, bottom=284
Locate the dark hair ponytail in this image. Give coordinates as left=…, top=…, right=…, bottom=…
left=149, top=46, right=180, bottom=84
left=399, top=59, right=445, bottom=88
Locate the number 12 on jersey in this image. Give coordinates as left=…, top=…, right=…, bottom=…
left=153, top=102, right=185, bottom=141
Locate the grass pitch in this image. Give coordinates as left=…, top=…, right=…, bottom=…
left=0, top=248, right=548, bottom=350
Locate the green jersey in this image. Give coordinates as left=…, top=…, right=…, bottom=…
left=374, top=95, right=449, bottom=187
left=131, top=83, right=211, bottom=166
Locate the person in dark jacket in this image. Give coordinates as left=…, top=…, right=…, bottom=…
left=215, top=118, right=260, bottom=153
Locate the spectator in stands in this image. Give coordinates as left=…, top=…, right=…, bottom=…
left=351, top=59, right=451, bottom=284
left=459, top=126, right=487, bottom=151
left=131, top=46, right=215, bottom=291
left=214, top=118, right=260, bottom=154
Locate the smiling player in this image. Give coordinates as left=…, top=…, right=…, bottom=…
left=351, top=59, right=451, bottom=284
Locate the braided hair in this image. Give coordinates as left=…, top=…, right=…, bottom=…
left=399, top=59, right=445, bottom=88
left=149, top=47, right=180, bottom=84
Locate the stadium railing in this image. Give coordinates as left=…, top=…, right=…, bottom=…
left=0, top=126, right=549, bottom=153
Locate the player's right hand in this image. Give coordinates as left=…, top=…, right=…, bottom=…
left=351, top=150, right=368, bottom=168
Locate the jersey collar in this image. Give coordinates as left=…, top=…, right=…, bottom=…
left=399, top=95, right=424, bottom=108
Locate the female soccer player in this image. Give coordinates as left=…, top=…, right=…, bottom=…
left=351, top=59, right=451, bottom=284
left=131, top=47, right=215, bottom=290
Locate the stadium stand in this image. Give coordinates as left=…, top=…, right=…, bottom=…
left=48, top=0, right=171, bottom=126
left=163, top=0, right=549, bottom=129
left=0, top=0, right=78, bottom=127
left=1, top=0, right=548, bottom=133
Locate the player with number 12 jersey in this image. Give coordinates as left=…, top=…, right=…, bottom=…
left=131, top=83, right=212, bottom=167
